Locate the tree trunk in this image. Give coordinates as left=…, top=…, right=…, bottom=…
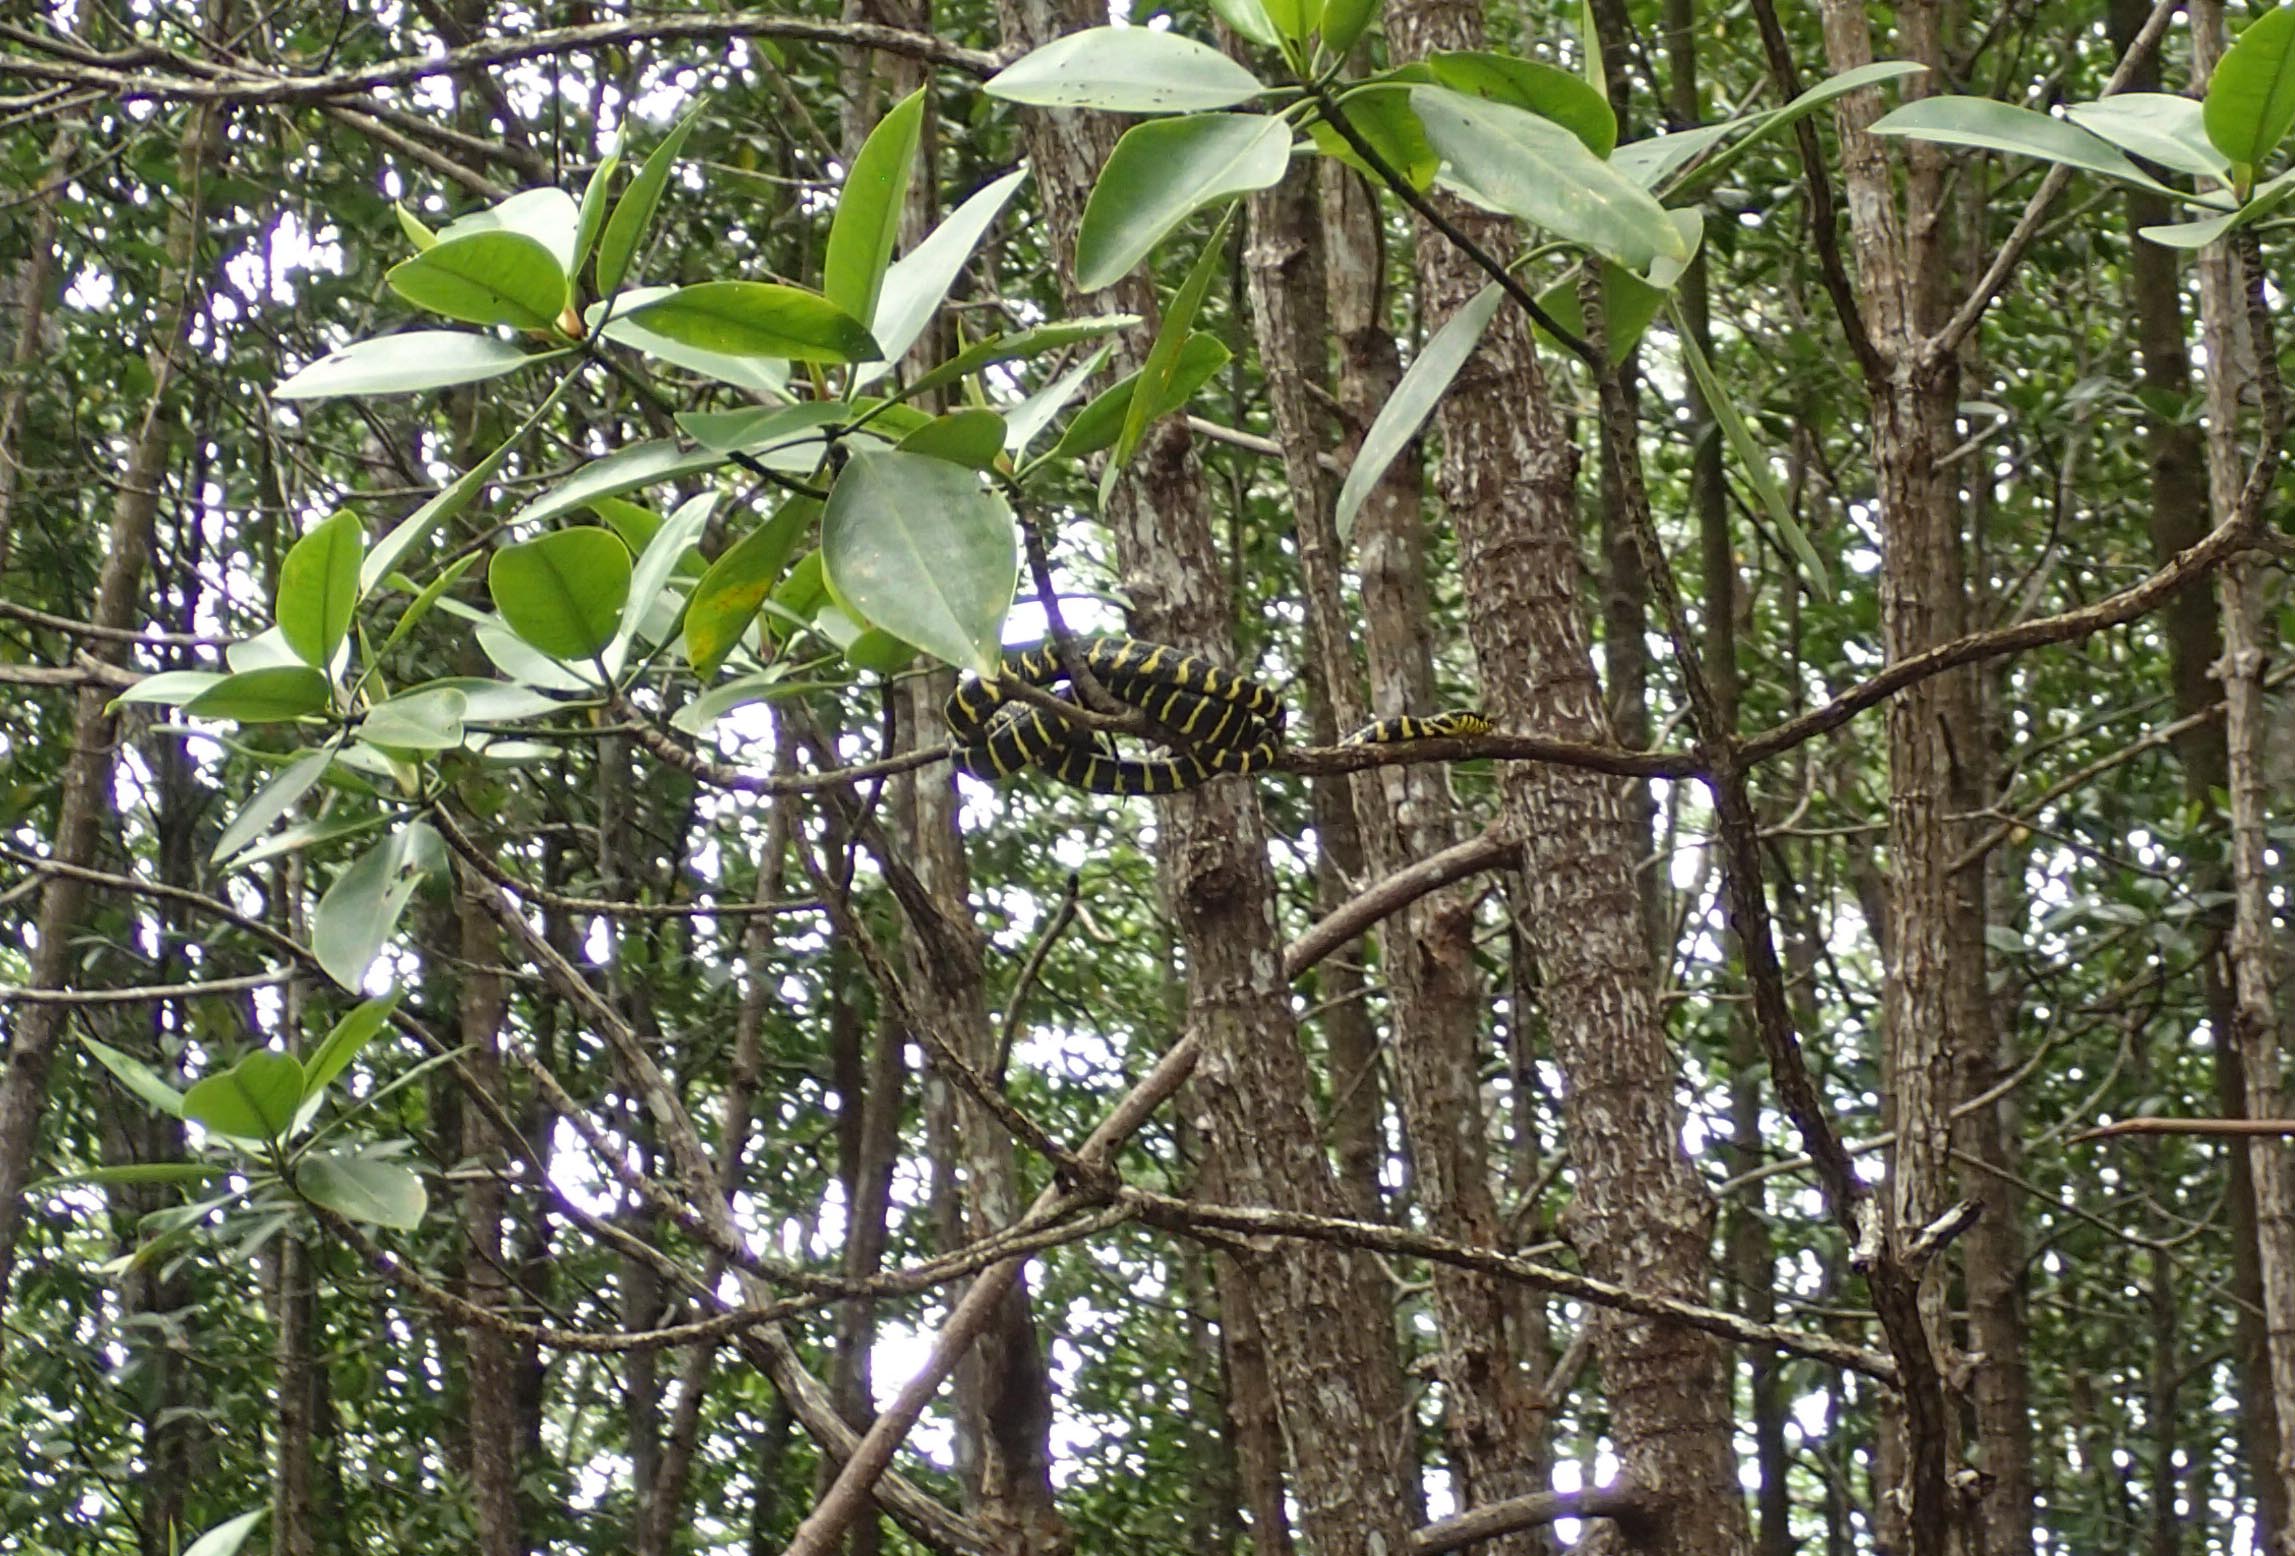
left=2109, top=0, right=2284, bottom=1536
left=2193, top=8, right=2295, bottom=1529
left=903, top=671, right=1070, bottom=1556
left=1247, top=160, right=1538, bottom=1543
left=0, top=120, right=75, bottom=578
left=456, top=889, right=526, bottom=1556
left=1378, top=2, right=1753, bottom=1548
left=0, top=28, right=231, bottom=1303
left=990, top=4, right=1424, bottom=1549
left=1813, top=7, right=1978, bottom=1548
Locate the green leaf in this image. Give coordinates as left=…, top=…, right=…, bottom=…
left=627, top=283, right=880, bottom=363
left=767, top=549, right=832, bottom=642
left=1306, top=84, right=1440, bottom=190
left=614, top=490, right=719, bottom=654
left=298, top=1154, right=426, bottom=1230
left=2065, top=93, right=2229, bottom=180
left=863, top=168, right=1031, bottom=380
left=273, top=332, right=536, bottom=399
left=2139, top=171, right=2295, bottom=246
left=598, top=105, right=705, bottom=297
left=277, top=510, right=365, bottom=670
left=510, top=440, right=730, bottom=528
left=490, top=528, right=633, bottom=661
left=821, top=450, right=1017, bottom=676
left=2206, top=3, right=2295, bottom=171
left=226, top=627, right=306, bottom=674
left=1666, top=297, right=1828, bottom=598
left=1336, top=282, right=1502, bottom=544
left=896, top=408, right=1007, bottom=469
left=1046, top=333, right=1230, bottom=463
left=1209, top=0, right=1283, bottom=49
left=1108, top=210, right=1233, bottom=495
left=1075, top=114, right=1292, bottom=291
left=673, top=671, right=846, bottom=734
left=1413, top=85, right=1687, bottom=269
left=825, top=86, right=927, bottom=329
left=183, top=1510, right=267, bottom=1556
left=1007, top=344, right=1114, bottom=458
left=394, top=203, right=437, bottom=251
left=376, top=551, right=483, bottom=662
left=112, top=670, right=225, bottom=709
left=1261, top=0, right=1318, bottom=47
left=184, top=665, right=333, bottom=724
left=81, top=1037, right=185, bottom=1118
left=440, top=188, right=582, bottom=278
left=677, top=400, right=849, bottom=457
left=1644, top=60, right=1928, bottom=193
left=1425, top=52, right=1616, bottom=156
left=814, top=604, right=916, bottom=675
left=1321, top=0, right=1377, bottom=52
left=362, top=461, right=500, bottom=594
left=902, top=314, right=1137, bottom=404
left=685, top=498, right=818, bottom=673
left=477, top=618, right=602, bottom=690
left=301, top=991, right=401, bottom=1101
left=229, top=811, right=391, bottom=874
left=592, top=291, right=790, bottom=397
left=573, top=133, right=624, bottom=280
left=213, top=743, right=338, bottom=863
left=988, top=27, right=1268, bottom=113
left=357, top=686, right=469, bottom=752
left=184, top=1050, right=306, bottom=1143
left=313, top=823, right=439, bottom=990
left=1867, top=96, right=2162, bottom=188
left=1610, top=119, right=1742, bottom=190
left=387, top=231, right=568, bottom=332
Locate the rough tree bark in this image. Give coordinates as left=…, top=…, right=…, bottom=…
left=2194, top=8, right=2295, bottom=1537
left=455, top=890, right=526, bottom=1556
left=0, top=14, right=231, bottom=1302
left=1813, top=5, right=1980, bottom=1548
left=2111, top=0, right=2283, bottom=1535
left=990, top=2, right=1425, bottom=1549
left=1378, top=1, right=1754, bottom=1548
left=1246, top=160, right=1542, bottom=1545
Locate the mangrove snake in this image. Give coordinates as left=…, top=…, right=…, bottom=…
left=946, top=637, right=1492, bottom=796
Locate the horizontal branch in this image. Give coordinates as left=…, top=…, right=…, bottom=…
left=0, top=12, right=1001, bottom=111
left=0, top=963, right=289, bottom=1004
left=1412, top=1483, right=1651, bottom=1556
left=1125, top=1188, right=1899, bottom=1382
left=2073, top=1116, right=2295, bottom=1143
left=1739, top=501, right=2263, bottom=768
left=1284, top=827, right=1516, bottom=974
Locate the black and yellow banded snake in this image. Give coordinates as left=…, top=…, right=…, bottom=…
left=945, top=637, right=1491, bottom=796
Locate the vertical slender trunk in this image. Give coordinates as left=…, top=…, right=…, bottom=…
left=456, top=891, right=525, bottom=1556
left=902, top=673, right=1069, bottom=1555
left=1813, top=8, right=1977, bottom=1549
left=1247, top=163, right=1533, bottom=1539
left=643, top=800, right=796, bottom=1556
left=2193, top=7, right=2295, bottom=1523
left=990, top=4, right=1423, bottom=1549
left=1380, top=2, right=1751, bottom=1549
left=0, top=121, right=75, bottom=577
left=1176, top=1238, right=1250, bottom=1554
left=0, top=33, right=230, bottom=1301
left=2108, top=0, right=2284, bottom=1534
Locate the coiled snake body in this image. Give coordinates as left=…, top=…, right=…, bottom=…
left=946, top=637, right=1490, bottom=796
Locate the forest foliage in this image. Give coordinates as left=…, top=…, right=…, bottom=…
left=5, top=1, right=2295, bottom=1554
